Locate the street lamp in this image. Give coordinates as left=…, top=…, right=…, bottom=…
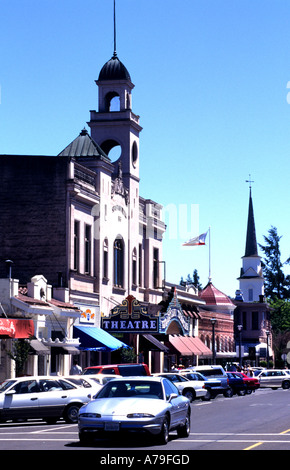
left=237, top=325, right=243, bottom=367
left=211, top=318, right=217, bottom=365
left=266, top=330, right=270, bottom=368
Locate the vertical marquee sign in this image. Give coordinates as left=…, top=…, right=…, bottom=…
left=101, top=295, right=159, bottom=333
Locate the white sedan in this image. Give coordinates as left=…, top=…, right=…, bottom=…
left=153, top=372, right=208, bottom=401
left=62, top=375, right=103, bottom=395
left=0, top=376, right=93, bottom=424
left=78, top=376, right=191, bottom=445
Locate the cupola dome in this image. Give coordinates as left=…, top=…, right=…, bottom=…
left=98, top=53, right=131, bottom=82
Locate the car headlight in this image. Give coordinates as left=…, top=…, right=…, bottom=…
left=79, top=413, right=101, bottom=418
left=127, top=413, right=155, bottom=418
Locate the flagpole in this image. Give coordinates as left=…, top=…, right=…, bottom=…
left=208, top=226, right=212, bottom=283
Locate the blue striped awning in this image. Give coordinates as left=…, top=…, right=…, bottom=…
left=73, top=325, right=129, bottom=351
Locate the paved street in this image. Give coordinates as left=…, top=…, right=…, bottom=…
left=1, top=388, right=290, bottom=453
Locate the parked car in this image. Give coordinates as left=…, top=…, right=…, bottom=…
left=85, top=374, right=122, bottom=386
left=153, top=372, right=207, bottom=402
left=192, top=365, right=232, bottom=397
left=83, top=363, right=151, bottom=376
left=256, top=369, right=290, bottom=389
left=0, top=376, right=93, bottom=424
left=78, top=376, right=191, bottom=445
left=180, top=370, right=222, bottom=400
left=226, top=372, right=247, bottom=396
left=63, top=376, right=103, bottom=394
left=234, top=372, right=260, bottom=393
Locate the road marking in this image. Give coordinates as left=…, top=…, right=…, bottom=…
left=280, top=429, right=290, bottom=435
left=244, top=442, right=263, bottom=450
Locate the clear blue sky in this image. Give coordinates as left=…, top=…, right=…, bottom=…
left=0, top=0, right=289, bottom=297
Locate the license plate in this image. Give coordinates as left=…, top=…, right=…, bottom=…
left=105, top=422, right=120, bottom=431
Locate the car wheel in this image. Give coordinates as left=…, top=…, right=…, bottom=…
left=158, top=416, right=169, bottom=445
left=183, top=388, right=195, bottom=402
left=237, top=388, right=246, bottom=396
left=45, top=417, right=58, bottom=425
left=64, top=403, right=81, bottom=423
left=282, top=381, right=290, bottom=390
left=177, top=410, right=191, bottom=438
left=224, top=387, right=233, bottom=398
left=79, top=431, right=95, bottom=445
left=202, top=389, right=211, bottom=401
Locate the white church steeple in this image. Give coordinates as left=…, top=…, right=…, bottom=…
left=238, top=179, right=264, bottom=302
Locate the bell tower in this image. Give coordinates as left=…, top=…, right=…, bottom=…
left=88, top=1, right=142, bottom=186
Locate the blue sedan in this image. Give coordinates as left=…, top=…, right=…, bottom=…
left=78, top=376, right=191, bottom=445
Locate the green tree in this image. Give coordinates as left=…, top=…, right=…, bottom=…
left=270, top=298, right=290, bottom=332
left=8, top=339, right=31, bottom=376
left=259, top=226, right=290, bottom=300
left=180, top=269, right=202, bottom=290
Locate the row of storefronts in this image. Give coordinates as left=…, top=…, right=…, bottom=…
left=0, top=273, right=240, bottom=382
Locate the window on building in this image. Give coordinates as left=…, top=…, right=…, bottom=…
left=114, top=238, right=124, bottom=287
left=103, top=238, right=108, bottom=280
left=132, top=248, right=137, bottom=286
left=242, top=311, right=247, bottom=330
left=138, top=244, right=142, bottom=287
left=153, top=248, right=159, bottom=288
left=74, top=221, right=80, bottom=271
left=252, top=311, right=259, bottom=330
left=248, top=288, right=253, bottom=301
left=84, top=224, right=92, bottom=274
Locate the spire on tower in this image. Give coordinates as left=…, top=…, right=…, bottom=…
left=113, top=0, right=117, bottom=57
left=244, top=175, right=258, bottom=257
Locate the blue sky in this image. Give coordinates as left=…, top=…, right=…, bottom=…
left=0, top=0, right=289, bottom=297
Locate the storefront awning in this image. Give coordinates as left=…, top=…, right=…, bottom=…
left=0, top=318, right=34, bottom=338
left=30, top=339, right=50, bottom=356
left=169, top=335, right=212, bottom=357
left=61, top=345, right=80, bottom=355
left=73, top=325, right=130, bottom=351
left=141, top=334, right=169, bottom=352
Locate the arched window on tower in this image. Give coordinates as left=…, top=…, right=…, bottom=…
left=114, top=238, right=124, bottom=287
left=105, top=91, right=120, bottom=112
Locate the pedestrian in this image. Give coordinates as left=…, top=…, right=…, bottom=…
left=246, top=364, right=253, bottom=377
left=70, top=359, right=82, bottom=375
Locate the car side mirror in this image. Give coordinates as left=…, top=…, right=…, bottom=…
left=5, top=390, right=16, bottom=395
left=168, top=393, right=178, bottom=402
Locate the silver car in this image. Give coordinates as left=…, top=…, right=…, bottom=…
left=153, top=372, right=208, bottom=401
left=256, top=369, right=290, bottom=389
left=0, top=376, right=93, bottom=424
left=78, top=376, right=191, bottom=445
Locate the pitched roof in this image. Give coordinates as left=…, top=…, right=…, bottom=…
left=199, top=282, right=234, bottom=306
left=58, top=128, right=110, bottom=161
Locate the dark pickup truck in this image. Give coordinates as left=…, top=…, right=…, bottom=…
left=192, top=365, right=232, bottom=398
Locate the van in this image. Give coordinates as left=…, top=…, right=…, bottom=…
left=83, top=363, right=151, bottom=377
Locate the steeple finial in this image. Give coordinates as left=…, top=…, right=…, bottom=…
left=113, top=0, right=117, bottom=57
left=246, top=174, right=254, bottom=191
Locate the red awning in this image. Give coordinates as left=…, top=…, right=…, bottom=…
left=169, top=335, right=212, bottom=357
left=0, top=318, right=34, bottom=338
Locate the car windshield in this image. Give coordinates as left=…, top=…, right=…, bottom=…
left=0, top=380, right=17, bottom=393
left=96, top=380, right=163, bottom=400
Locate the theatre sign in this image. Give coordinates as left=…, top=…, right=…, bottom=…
left=101, top=295, right=159, bottom=333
